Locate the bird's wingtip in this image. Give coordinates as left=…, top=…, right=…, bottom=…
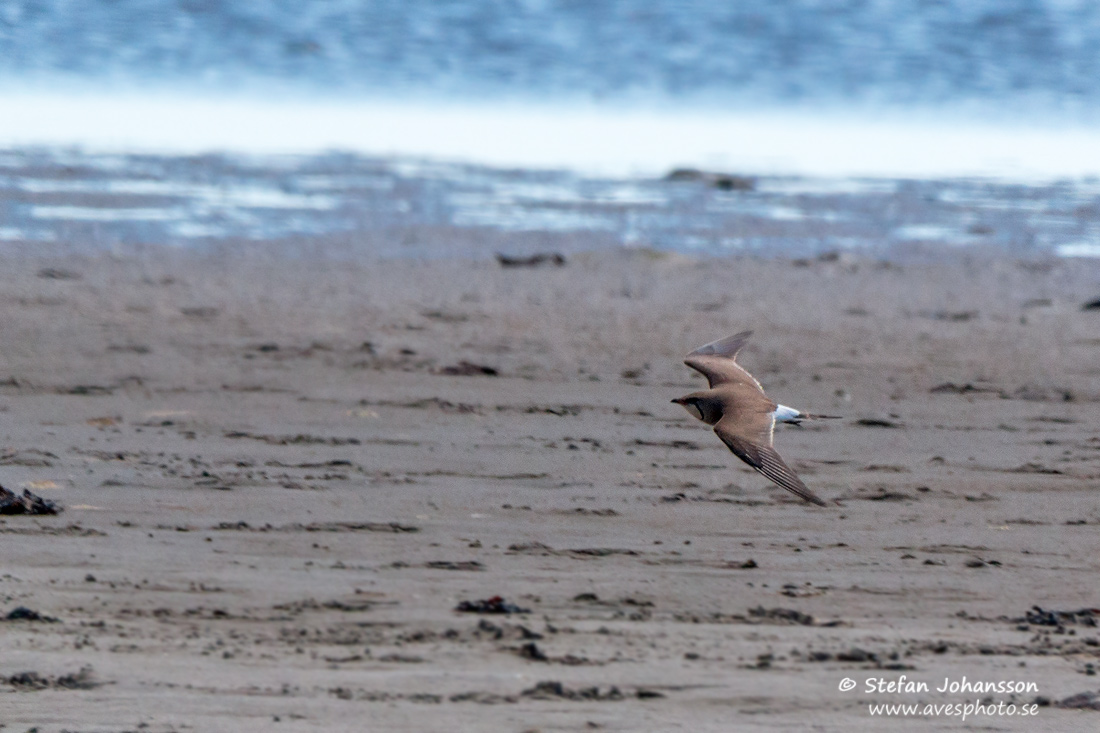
left=688, top=330, right=754, bottom=359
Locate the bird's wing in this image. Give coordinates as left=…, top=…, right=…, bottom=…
left=688, top=331, right=754, bottom=359
left=714, top=412, right=827, bottom=507
left=683, top=331, right=765, bottom=390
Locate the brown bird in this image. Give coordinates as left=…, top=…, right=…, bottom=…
left=672, top=331, right=835, bottom=506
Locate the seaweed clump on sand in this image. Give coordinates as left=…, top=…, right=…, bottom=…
left=0, top=484, right=62, bottom=515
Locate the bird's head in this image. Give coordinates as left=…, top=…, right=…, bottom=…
left=671, top=396, right=705, bottom=421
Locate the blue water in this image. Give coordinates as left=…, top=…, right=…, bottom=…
left=3, top=0, right=1100, bottom=115
left=2, top=148, right=1098, bottom=260
left=3, top=2, right=1100, bottom=260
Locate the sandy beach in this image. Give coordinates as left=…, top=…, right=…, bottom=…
left=1, top=247, right=1099, bottom=731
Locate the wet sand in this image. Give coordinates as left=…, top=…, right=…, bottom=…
left=2, top=249, right=1100, bottom=731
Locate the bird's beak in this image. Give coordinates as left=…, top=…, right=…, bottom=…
left=670, top=397, right=683, bottom=404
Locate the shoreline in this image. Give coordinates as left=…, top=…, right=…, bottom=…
left=4, top=94, right=1100, bottom=180
left=2, top=145, right=1099, bottom=263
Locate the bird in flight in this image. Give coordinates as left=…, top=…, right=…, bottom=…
left=672, top=331, right=835, bottom=506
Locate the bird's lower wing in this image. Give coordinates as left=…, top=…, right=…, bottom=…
left=715, top=427, right=827, bottom=507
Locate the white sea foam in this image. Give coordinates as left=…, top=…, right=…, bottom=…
left=2, top=91, right=1100, bottom=180
left=30, top=205, right=183, bottom=222
left=0, top=226, right=55, bottom=241
left=450, top=204, right=616, bottom=232
left=755, top=178, right=899, bottom=195
left=16, top=178, right=339, bottom=210
left=892, top=225, right=958, bottom=242
left=1056, top=242, right=1100, bottom=258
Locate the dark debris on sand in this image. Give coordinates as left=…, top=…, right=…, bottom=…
left=495, top=252, right=567, bottom=268
left=4, top=606, right=59, bottom=623
left=521, top=680, right=663, bottom=701
left=1057, top=690, right=1100, bottom=710
left=36, top=267, right=82, bottom=280
left=522, top=680, right=624, bottom=701
left=0, top=484, right=62, bottom=515
left=437, top=361, right=499, bottom=377
left=854, top=417, right=901, bottom=428
left=748, top=606, right=816, bottom=626
left=5, top=666, right=100, bottom=691
left=665, top=168, right=756, bottom=191
left=930, top=382, right=1003, bottom=396
left=455, top=596, right=531, bottom=614
left=517, top=641, right=549, bottom=661
left=1021, top=606, right=1099, bottom=628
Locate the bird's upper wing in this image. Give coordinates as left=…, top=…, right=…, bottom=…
left=688, top=331, right=754, bottom=359
left=713, top=407, right=827, bottom=507
left=683, top=331, right=764, bottom=390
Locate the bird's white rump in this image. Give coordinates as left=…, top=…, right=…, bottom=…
left=773, top=404, right=802, bottom=423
